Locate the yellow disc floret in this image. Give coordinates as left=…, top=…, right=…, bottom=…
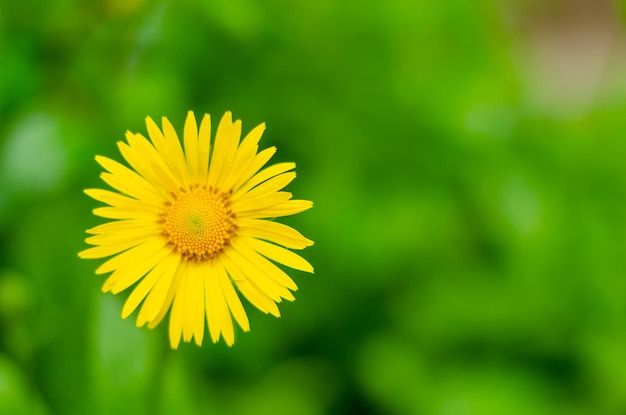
left=162, top=185, right=237, bottom=262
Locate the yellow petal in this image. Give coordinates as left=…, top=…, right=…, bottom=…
left=204, top=261, right=233, bottom=344
left=121, top=253, right=175, bottom=319
left=207, top=112, right=233, bottom=187
left=232, top=191, right=293, bottom=215
left=106, top=245, right=172, bottom=294
left=125, top=132, right=181, bottom=192
left=145, top=117, right=186, bottom=186
left=231, top=238, right=298, bottom=290
left=85, top=188, right=132, bottom=206
left=117, top=139, right=153, bottom=185
left=245, top=237, right=314, bottom=273
left=86, top=219, right=156, bottom=235
left=212, top=262, right=236, bottom=345
left=183, top=111, right=199, bottom=183
left=232, top=147, right=276, bottom=193
left=145, top=258, right=185, bottom=329
left=168, top=272, right=185, bottom=349
left=92, top=206, right=159, bottom=221
left=79, top=240, right=146, bottom=259
left=96, top=156, right=161, bottom=203
left=133, top=253, right=180, bottom=325
left=237, top=172, right=295, bottom=200
left=184, top=263, right=205, bottom=346
left=237, top=218, right=314, bottom=249
left=223, top=246, right=295, bottom=302
left=145, top=117, right=169, bottom=161
left=220, top=122, right=265, bottom=191
left=117, top=139, right=176, bottom=197
left=232, top=162, right=295, bottom=200
left=85, top=225, right=160, bottom=246
left=178, top=273, right=193, bottom=343
left=216, top=119, right=242, bottom=186
left=96, top=238, right=167, bottom=275
left=162, top=116, right=189, bottom=185
left=84, top=188, right=162, bottom=213
left=216, top=257, right=250, bottom=332
left=197, top=114, right=212, bottom=184
left=220, top=254, right=281, bottom=317
left=243, top=199, right=313, bottom=219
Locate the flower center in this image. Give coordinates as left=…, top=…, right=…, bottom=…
left=162, top=186, right=237, bottom=262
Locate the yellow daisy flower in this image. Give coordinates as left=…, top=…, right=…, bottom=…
left=79, top=111, right=314, bottom=348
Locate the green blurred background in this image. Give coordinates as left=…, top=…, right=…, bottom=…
left=3, top=0, right=626, bottom=413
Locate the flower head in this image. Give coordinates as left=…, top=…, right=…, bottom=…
left=79, top=111, right=313, bottom=348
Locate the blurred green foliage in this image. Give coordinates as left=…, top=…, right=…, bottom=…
left=2, top=0, right=626, bottom=414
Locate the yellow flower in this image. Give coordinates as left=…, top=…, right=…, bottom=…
left=79, top=111, right=313, bottom=348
